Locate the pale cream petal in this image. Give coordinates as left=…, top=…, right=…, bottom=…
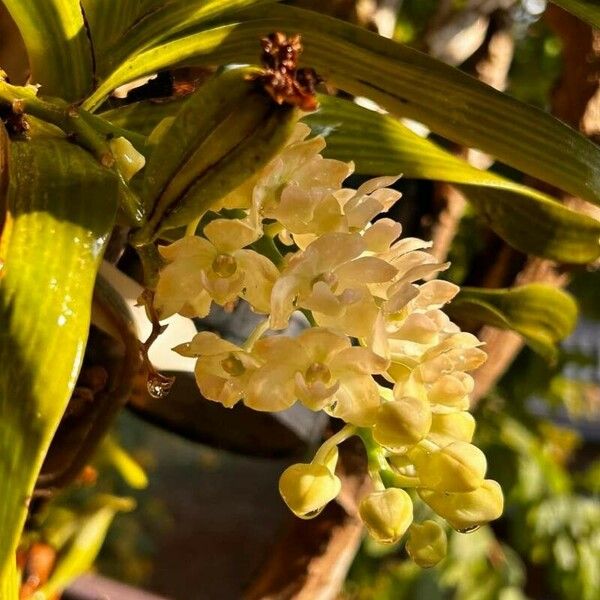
left=154, top=261, right=209, bottom=319
left=315, top=292, right=379, bottom=339
left=393, top=313, right=439, bottom=345
left=328, top=374, right=381, bottom=426
left=301, top=281, right=345, bottom=316
left=334, top=256, right=397, bottom=284
left=295, top=372, right=340, bottom=411
left=253, top=336, right=308, bottom=368
left=363, top=219, right=403, bottom=253
left=235, top=249, right=279, bottom=313
left=177, top=331, right=242, bottom=357
left=413, top=280, right=460, bottom=309
left=245, top=363, right=298, bottom=411
left=200, top=269, right=245, bottom=305
left=297, top=327, right=350, bottom=363
left=270, top=274, right=306, bottom=330
left=158, top=235, right=215, bottom=263
left=355, top=175, right=401, bottom=197
left=330, top=346, right=389, bottom=375
left=204, top=217, right=260, bottom=253
left=385, top=283, right=420, bottom=314
left=306, top=232, right=365, bottom=271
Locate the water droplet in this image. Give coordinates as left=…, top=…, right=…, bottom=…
left=147, top=374, right=174, bottom=399
left=457, top=525, right=480, bottom=534
left=300, top=507, right=324, bottom=520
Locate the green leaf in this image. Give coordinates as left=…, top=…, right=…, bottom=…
left=447, top=284, right=578, bottom=363
left=100, top=97, right=189, bottom=137
left=86, top=0, right=280, bottom=76
left=305, top=96, right=600, bottom=264
left=83, top=4, right=600, bottom=210
left=38, top=496, right=135, bottom=598
left=550, top=0, right=600, bottom=29
left=98, top=436, right=148, bottom=490
left=2, top=0, right=93, bottom=100
left=0, top=131, right=118, bottom=592
left=80, top=0, right=164, bottom=65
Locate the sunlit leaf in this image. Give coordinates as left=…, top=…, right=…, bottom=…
left=83, top=4, right=600, bottom=212
left=306, top=96, right=600, bottom=264
left=0, top=128, right=118, bottom=589
left=2, top=0, right=93, bottom=100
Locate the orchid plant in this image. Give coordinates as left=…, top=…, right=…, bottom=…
left=0, top=1, right=599, bottom=598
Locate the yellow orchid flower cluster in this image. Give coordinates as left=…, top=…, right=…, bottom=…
left=154, top=123, right=503, bottom=567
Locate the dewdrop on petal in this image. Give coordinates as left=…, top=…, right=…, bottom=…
left=418, top=479, right=504, bottom=532
left=279, top=462, right=341, bottom=519
left=359, top=488, right=413, bottom=544
left=406, top=520, right=447, bottom=568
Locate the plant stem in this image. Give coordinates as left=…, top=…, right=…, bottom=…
left=313, top=424, right=357, bottom=465
left=0, top=79, right=146, bottom=223
left=243, top=318, right=270, bottom=351
left=135, top=243, right=163, bottom=290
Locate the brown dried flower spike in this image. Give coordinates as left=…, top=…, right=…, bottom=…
left=257, top=32, right=321, bottom=112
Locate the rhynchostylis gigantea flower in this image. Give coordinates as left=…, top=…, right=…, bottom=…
left=154, top=121, right=503, bottom=566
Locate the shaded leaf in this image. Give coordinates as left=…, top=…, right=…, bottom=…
left=551, top=0, right=600, bottom=29
left=133, top=67, right=297, bottom=241
left=38, top=496, right=135, bottom=598
left=447, top=284, right=578, bottom=362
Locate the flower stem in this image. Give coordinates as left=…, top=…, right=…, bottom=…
left=243, top=318, right=270, bottom=351
left=313, top=424, right=357, bottom=465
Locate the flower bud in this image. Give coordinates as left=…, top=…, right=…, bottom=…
left=429, top=412, right=476, bottom=445
left=279, top=462, right=341, bottom=519
left=412, top=442, right=487, bottom=493
left=372, top=396, right=432, bottom=451
left=359, top=488, right=413, bottom=544
left=406, top=520, right=447, bottom=568
left=109, top=136, right=145, bottom=182
left=418, top=479, right=504, bottom=532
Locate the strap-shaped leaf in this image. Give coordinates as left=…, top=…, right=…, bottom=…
left=83, top=4, right=600, bottom=211
left=447, top=285, right=578, bottom=363
left=551, top=0, right=600, bottom=28
left=87, top=0, right=280, bottom=75
left=2, top=0, right=93, bottom=100
left=38, top=496, right=135, bottom=598
left=0, top=131, right=118, bottom=592
left=100, top=97, right=188, bottom=136
left=80, top=0, right=163, bottom=64
left=305, top=96, right=600, bottom=264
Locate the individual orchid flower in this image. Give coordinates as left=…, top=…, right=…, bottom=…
left=245, top=327, right=388, bottom=425
left=270, top=232, right=397, bottom=338
left=174, top=331, right=262, bottom=408
left=269, top=176, right=401, bottom=250
left=154, top=217, right=278, bottom=319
